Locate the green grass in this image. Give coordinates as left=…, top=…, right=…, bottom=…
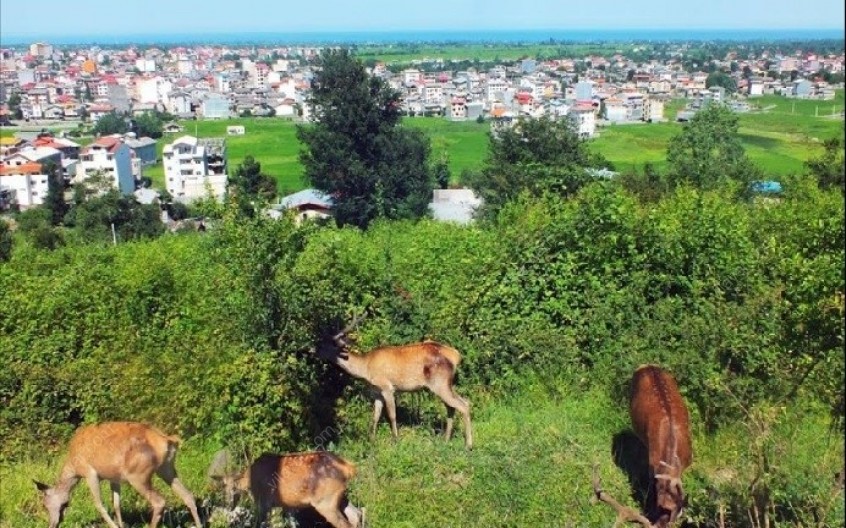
left=2, top=389, right=842, bottom=527
left=352, top=43, right=626, bottom=64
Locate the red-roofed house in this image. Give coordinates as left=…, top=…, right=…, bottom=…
left=76, top=137, right=134, bottom=194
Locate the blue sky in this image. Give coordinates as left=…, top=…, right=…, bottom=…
left=1, top=0, right=844, bottom=40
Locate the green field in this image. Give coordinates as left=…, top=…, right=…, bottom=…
left=352, top=43, right=627, bottom=64
left=2, top=390, right=841, bottom=527
left=4, top=90, right=843, bottom=194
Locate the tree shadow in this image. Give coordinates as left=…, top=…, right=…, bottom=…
left=611, top=429, right=652, bottom=512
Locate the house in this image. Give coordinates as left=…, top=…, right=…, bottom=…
left=569, top=104, right=596, bottom=138
left=271, top=188, right=333, bottom=224
left=123, top=134, right=157, bottom=165
left=643, top=96, right=666, bottom=122
left=2, top=146, right=62, bottom=168
left=226, top=125, right=245, bottom=135
left=0, top=137, right=27, bottom=157
left=76, top=136, right=135, bottom=194
left=201, top=93, right=230, bottom=119
left=163, top=122, right=184, bottom=134
left=162, top=135, right=227, bottom=202
left=792, top=80, right=814, bottom=98
left=449, top=98, right=467, bottom=121
left=429, top=188, right=481, bottom=224
left=0, top=162, right=49, bottom=209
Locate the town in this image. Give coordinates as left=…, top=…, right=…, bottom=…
left=0, top=39, right=844, bottom=213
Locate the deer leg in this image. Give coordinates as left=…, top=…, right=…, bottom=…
left=444, top=404, right=456, bottom=440
left=156, top=461, right=202, bottom=527
left=371, top=397, right=384, bottom=438
left=343, top=501, right=363, bottom=528
left=381, top=389, right=399, bottom=441
left=110, top=481, right=124, bottom=528
left=312, top=497, right=353, bottom=528
left=84, top=473, right=120, bottom=528
left=432, top=383, right=473, bottom=449
left=126, top=475, right=166, bottom=528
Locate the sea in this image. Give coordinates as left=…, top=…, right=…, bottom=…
left=1, top=28, right=843, bottom=47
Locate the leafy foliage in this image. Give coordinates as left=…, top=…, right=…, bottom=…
left=227, top=155, right=278, bottom=217
left=805, top=136, right=845, bottom=192
left=666, top=104, right=761, bottom=191
left=132, top=111, right=165, bottom=139
left=297, top=49, right=434, bottom=228
left=41, top=160, right=68, bottom=226
left=465, top=116, right=610, bottom=220
left=91, top=111, right=129, bottom=136
left=0, top=219, right=11, bottom=261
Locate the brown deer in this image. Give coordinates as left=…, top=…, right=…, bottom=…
left=314, top=316, right=473, bottom=449
left=214, top=451, right=363, bottom=528
left=631, top=364, right=692, bottom=527
left=33, top=421, right=202, bottom=528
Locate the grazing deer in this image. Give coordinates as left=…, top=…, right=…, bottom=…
left=213, top=451, right=363, bottom=528
left=34, top=421, right=202, bottom=528
left=314, top=316, right=473, bottom=449
left=592, top=365, right=691, bottom=528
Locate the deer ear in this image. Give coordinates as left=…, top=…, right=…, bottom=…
left=34, top=480, right=50, bottom=493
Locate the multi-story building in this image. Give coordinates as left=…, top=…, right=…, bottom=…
left=162, top=135, right=227, bottom=202
left=569, top=104, right=596, bottom=138
left=76, top=136, right=135, bottom=194
left=0, top=162, right=49, bottom=209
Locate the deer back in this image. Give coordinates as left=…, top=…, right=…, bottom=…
left=64, top=422, right=177, bottom=481
left=246, top=452, right=356, bottom=509
left=629, top=365, right=692, bottom=526
left=364, top=341, right=460, bottom=389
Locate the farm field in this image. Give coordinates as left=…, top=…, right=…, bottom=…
left=352, top=42, right=628, bottom=64
left=1, top=389, right=840, bottom=527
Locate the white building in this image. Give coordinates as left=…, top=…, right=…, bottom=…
left=570, top=104, right=596, bottom=138
left=0, top=162, right=49, bottom=209
left=136, top=77, right=173, bottom=105
left=162, top=135, right=228, bottom=202
left=76, top=137, right=135, bottom=195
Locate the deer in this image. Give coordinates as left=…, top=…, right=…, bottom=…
left=212, top=451, right=363, bottom=528
left=33, top=421, right=203, bottom=528
left=592, top=365, right=692, bottom=527
left=313, top=314, right=473, bottom=449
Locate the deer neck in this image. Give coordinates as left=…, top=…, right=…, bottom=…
left=335, top=352, right=370, bottom=380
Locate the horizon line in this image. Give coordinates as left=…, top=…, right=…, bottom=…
left=1, top=26, right=843, bottom=46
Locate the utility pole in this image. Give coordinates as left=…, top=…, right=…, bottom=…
left=111, top=223, right=117, bottom=246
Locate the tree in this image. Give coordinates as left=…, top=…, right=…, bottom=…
left=705, top=72, right=737, bottom=94
left=297, top=49, right=434, bottom=228
left=228, top=155, right=278, bottom=217
left=805, top=137, right=845, bottom=192
left=433, top=157, right=451, bottom=189
left=133, top=111, right=163, bottom=139
left=465, top=116, right=609, bottom=220
left=0, top=219, right=12, bottom=261
left=41, top=160, right=68, bottom=225
left=665, top=104, right=761, bottom=190
left=7, top=92, right=23, bottom=120
left=92, top=111, right=128, bottom=136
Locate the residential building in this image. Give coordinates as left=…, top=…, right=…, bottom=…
left=76, top=137, right=135, bottom=194
left=643, top=96, right=666, bottom=122
left=271, top=188, right=333, bottom=224
left=201, top=93, right=230, bottom=119
left=569, top=104, right=596, bottom=138
left=0, top=162, right=49, bottom=209
left=162, top=135, right=227, bottom=202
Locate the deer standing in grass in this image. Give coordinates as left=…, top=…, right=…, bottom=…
left=34, top=421, right=202, bottom=528
left=314, top=316, right=473, bottom=449
left=594, top=365, right=692, bottom=527
left=214, top=451, right=363, bottom=528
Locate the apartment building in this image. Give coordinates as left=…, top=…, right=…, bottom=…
left=162, top=135, right=227, bottom=202
left=76, top=136, right=135, bottom=194
left=0, top=162, right=48, bottom=209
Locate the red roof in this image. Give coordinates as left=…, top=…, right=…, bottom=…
left=0, top=162, right=44, bottom=176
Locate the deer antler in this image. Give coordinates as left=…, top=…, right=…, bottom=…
left=332, top=312, right=367, bottom=346
left=592, top=464, right=654, bottom=528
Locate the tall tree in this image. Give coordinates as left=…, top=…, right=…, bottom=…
left=465, top=116, right=609, bottom=220
left=297, top=49, right=434, bottom=228
left=0, top=219, right=11, bottom=261
left=805, top=136, right=845, bottom=192
left=705, top=72, right=737, bottom=93
left=228, top=155, right=278, bottom=217
left=665, top=104, right=760, bottom=190
left=133, top=111, right=164, bottom=139
left=41, top=160, right=68, bottom=225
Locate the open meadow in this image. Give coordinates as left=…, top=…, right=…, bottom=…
left=144, top=91, right=843, bottom=192
left=2, top=91, right=841, bottom=194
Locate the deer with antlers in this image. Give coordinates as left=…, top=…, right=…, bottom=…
left=593, top=365, right=692, bottom=528
left=213, top=451, right=363, bottom=528
left=314, top=314, right=473, bottom=449
left=34, top=421, right=202, bottom=528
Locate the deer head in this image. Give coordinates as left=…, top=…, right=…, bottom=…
left=34, top=481, right=69, bottom=528
left=654, top=459, right=685, bottom=526
left=313, top=313, right=365, bottom=363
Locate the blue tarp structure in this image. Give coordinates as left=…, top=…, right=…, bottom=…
left=750, top=181, right=783, bottom=194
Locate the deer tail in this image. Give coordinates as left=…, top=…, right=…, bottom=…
left=338, top=459, right=357, bottom=481
left=439, top=344, right=462, bottom=367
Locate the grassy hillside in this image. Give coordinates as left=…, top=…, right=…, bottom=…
left=2, top=389, right=841, bottom=527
